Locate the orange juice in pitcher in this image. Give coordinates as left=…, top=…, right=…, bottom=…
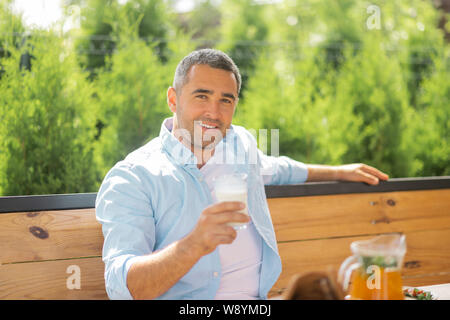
left=349, top=266, right=404, bottom=300
left=338, top=234, right=406, bottom=300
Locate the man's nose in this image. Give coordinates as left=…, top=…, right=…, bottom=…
left=204, top=99, right=221, bottom=119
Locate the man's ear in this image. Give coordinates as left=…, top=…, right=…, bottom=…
left=167, top=87, right=177, bottom=113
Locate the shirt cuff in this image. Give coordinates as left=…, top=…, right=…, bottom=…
left=105, top=254, right=145, bottom=300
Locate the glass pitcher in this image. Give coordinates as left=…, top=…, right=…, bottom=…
left=338, top=234, right=406, bottom=300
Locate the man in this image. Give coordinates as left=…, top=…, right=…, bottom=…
left=95, top=49, right=388, bottom=300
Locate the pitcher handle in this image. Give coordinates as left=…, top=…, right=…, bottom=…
left=338, top=255, right=360, bottom=293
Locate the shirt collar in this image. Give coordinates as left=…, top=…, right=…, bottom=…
left=159, top=117, right=236, bottom=167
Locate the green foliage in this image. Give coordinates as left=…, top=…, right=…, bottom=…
left=94, top=39, right=168, bottom=176
left=235, top=45, right=357, bottom=165
left=0, top=0, right=25, bottom=63
left=335, top=33, right=412, bottom=177
left=0, top=0, right=448, bottom=196
left=73, top=0, right=171, bottom=76
left=408, top=49, right=450, bottom=176
left=0, top=31, right=99, bottom=195
left=236, top=0, right=448, bottom=178
left=93, top=17, right=194, bottom=176
left=383, top=0, right=445, bottom=108
left=218, top=0, right=269, bottom=95
left=176, top=0, right=222, bottom=47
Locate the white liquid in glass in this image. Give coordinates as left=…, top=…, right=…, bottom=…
left=214, top=174, right=249, bottom=230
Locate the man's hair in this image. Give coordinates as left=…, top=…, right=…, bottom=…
left=173, top=48, right=241, bottom=96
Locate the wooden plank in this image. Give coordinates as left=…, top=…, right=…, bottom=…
left=0, top=257, right=107, bottom=300
left=0, top=208, right=103, bottom=264
left=402, top=273, right=450, bottom=287
left=268, top=189, right=450, bottom=242
left=2, top=190, right=448, bottom=264
left=1, top=189, right=448, bottom=299
left=268, top=228, right=450, bottom=297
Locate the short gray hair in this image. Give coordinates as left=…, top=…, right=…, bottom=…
left=173, top=49, right=241, bottom=96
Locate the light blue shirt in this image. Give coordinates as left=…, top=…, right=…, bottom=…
left=95, top=118, right=308, bottom=300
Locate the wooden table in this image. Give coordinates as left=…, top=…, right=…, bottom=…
left=416, top=283, right=450, bottom=300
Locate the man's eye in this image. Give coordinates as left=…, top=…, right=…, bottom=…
left=221, top=99, right=232, bottom=104
left=196, top=95, right=207, bottom=100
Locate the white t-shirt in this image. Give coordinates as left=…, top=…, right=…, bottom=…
left=200, top=144, right=263, bottom=300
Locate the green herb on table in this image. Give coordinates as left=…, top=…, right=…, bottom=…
left=403, top=288, right=434, bottom=300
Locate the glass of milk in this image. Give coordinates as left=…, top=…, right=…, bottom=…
left=213, top=173, right=249, bottom=230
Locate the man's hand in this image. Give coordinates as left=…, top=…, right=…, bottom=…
left=186, top=201, right=250, bottom=256
left=127, top=201, right=249, bottom=300
left=334, top=163, right=389, bottom=185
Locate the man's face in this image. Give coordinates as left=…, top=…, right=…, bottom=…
left=167, top=64, right=239, bottom=149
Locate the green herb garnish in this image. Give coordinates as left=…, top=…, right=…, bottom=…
left=361, top=255, right=398, bottom=270
left=403, top=288, right=434, bottom=300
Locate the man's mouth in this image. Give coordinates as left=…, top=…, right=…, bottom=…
left=198, top=122, right=219, bottom=129
left=193, top=120, right=224, bottom=148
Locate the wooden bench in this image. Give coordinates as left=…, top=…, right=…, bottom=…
left=1, top=177, right=449, bottom=299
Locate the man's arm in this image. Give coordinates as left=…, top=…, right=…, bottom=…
left=306, top=163, right=389, bottom=185
left=127, top=201, right=249, bottom=300
left=96, top=164, right=248, bottom=300
left=126, top=235, right=201, bottom=300
left=259, top=150, right=388, bottom=186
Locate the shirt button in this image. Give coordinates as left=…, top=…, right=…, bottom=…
left=213, top=272, right=219, bottom=277
left=199, top=177, right=204, bottom=182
